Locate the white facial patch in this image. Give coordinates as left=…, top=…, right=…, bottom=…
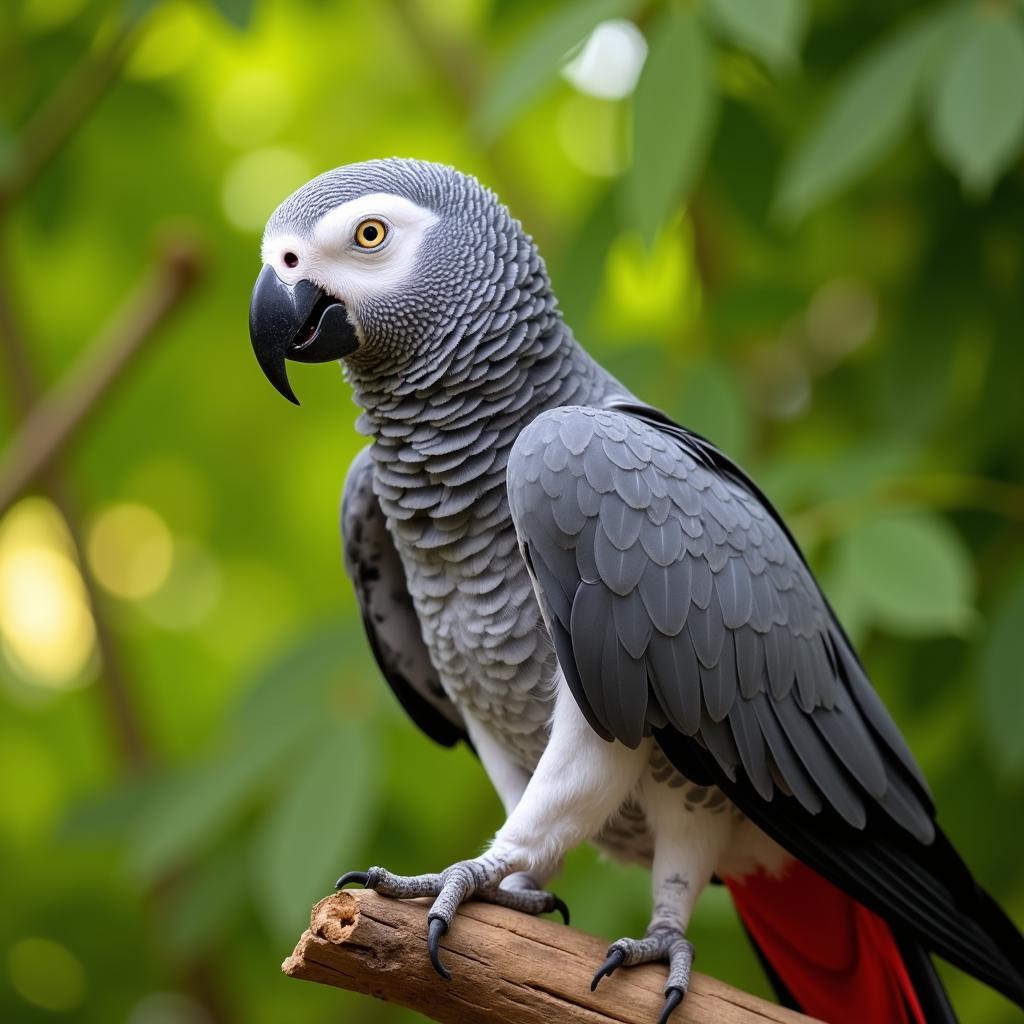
left=261, top=193, right=439, bottom=308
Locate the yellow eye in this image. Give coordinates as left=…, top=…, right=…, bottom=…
left=354, top=219, right=387, bottom=249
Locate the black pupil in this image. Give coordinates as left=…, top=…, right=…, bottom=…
left=283, top=251, right=298, bottom=268
left=362, top=224, right=379, bottom=243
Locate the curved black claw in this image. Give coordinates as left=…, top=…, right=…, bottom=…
left=551, top=895, right=571, bottom=926
left=657, top=987, right=684, bottom=1024
left=334, top=870, right=370, bottom=890
left=590, top=949, right=626, bottom=992
left=428, top=916, right=452, bottom=981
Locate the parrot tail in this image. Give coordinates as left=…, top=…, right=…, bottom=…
left=726, top=860, right=956, bottom=1024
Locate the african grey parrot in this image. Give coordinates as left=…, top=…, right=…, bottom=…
left=248, top=159, right=1024, bottom=1024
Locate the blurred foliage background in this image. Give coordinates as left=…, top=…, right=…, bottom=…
left=1, top=0, right=1023, bottom=1022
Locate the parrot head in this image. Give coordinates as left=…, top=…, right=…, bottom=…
left=249, top=158, right=534, bottom=404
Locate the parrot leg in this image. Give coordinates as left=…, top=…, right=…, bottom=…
left=339, top=679, right=651, bottom=980
left=590, top=769, right=732, bottom=1023
left=462, top=710, right=566, bottom=904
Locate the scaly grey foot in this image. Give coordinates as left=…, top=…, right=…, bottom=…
left=336, top=859, right=569, bottom=979
left=591, top=926, right=695, bottom=1024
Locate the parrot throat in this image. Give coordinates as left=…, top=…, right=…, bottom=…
left=347, top=313, right=615, bottom=546
left=344, top=223, right=617, bottom=492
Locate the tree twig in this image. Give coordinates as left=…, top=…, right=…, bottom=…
left=0, top=24, right=136, bottom=213
left=0, top=234, right=204, bottom=517
left=0, top=243, right=154, bottom=772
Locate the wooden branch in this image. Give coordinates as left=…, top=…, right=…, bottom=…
left=0, top=233, right=203, bottom=517
left=284, top=891, right=820, bottom=1024
left=0, top=25, right=136, bottom=213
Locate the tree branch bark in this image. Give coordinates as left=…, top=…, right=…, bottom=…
left=284, top=890, right=820, bottom=1024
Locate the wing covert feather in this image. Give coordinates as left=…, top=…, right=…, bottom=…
left=507, top=404, right=933, bottom=842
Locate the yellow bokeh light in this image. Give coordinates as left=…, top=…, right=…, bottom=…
left=213, top=68, right=294, bottom=148
left=87, top=503, right=173, bottom=601
left=9, top=937, right=86, bottom=1013
left=0, top=499, right=96, bottom=690
left=556, top=94, right=627, bottom=178
left=0, top=496, right=75, bottom=557
left=222, top=147, right=311, bottom=232
left=601, top=218, right=701, bottom=339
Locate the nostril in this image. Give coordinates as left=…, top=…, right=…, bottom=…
left=283, top=251, right=299, bottom=268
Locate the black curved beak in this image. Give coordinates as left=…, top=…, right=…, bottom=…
left=248, top=264, right=359, bottom=404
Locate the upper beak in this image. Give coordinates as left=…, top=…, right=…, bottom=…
left=248, top=264, right=359, bottom=404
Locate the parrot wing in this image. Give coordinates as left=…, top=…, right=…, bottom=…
left=342, top=446, right=467, bottom=748
left=507, top=400, right=1024, bottom=1010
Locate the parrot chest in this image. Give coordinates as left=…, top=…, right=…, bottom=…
left=370, top=430, right=789, bottom=880
left=384, top=489, right=557, bottom=770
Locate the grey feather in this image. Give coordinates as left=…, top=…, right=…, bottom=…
left=814, top=688, right=889, bottom=800
left=341, top=448, right=466, bottom=747
left=699, top=714, right=740, bottom=780
left=570, top=581, right=611, bottom=728
left=700, top=620, right=737, bottom=722
left=638, top=559, right=690, bottom=636
left=729, top=697, right=773, bottom=801
left=773, top=696, right=866, bottom=830
left=734, top=625, right=764, bottom=700
left=646, top=634, right=701, bottom=734
left=716, top=556, right=753, bottom=629
left=595, top=526, right=646, bottom=596
left=612, top=590, right=653, bottom=660
left=751, top=693, right=824, bottom=815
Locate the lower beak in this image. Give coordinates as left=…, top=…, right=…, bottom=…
left=248, top=264, right=359, bottom=404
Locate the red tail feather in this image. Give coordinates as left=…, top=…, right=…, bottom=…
left=726, top=861, right=925, bottom=1024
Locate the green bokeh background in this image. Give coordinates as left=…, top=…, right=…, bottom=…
left=2, top=1, right=1023, bottom=1022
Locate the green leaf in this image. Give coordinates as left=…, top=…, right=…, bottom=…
left=164, top=839, right=250, bottom=956
left=228, top=622, right=355, bottom=743
left=626, top=8, right=717, bottom=247
left=818, top=564, right=870, bottom=648
left=211, top=0, right=255, bottom=30
left=774, top=8, right=955, bottom=222
left=551, top=184, right=621, bottom=329
left=252, top=727, right=379, bottom=939
left=125, top=625, right=351, bottom=883
left=474, top=0, right=636, bottom=140
left=705, top=0, right=808, bottom=73
left=837, top=512, right=975, bottom=637
left=125, top=733, right=302, bottom=884
left=979, top=572, right=1024, bottom=778
left=59, top=780, right=149, bottom=843
left=676, top=359, right=750, bottom=461
left=929, top=9, right=1024, bottom=194
left=123, top=0, right=163, bottom=25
